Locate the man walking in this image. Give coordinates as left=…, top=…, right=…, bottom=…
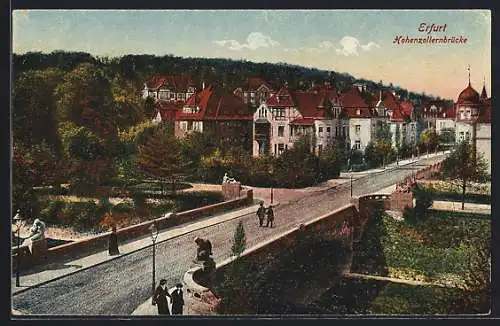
left=266, top=205, right=275, bottom=228
left=171, top=283, right=185, bottom=315
left=153, top=279, right=172, bottom=315
left=256, top=202, right=266, bottom=227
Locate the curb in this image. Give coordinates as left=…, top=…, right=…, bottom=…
left=12, top=204, right=260, bottom=297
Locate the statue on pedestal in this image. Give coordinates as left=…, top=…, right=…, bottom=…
left=222, top=172, right=237, bottom=184
left=23, top=218, right=46, bottom=243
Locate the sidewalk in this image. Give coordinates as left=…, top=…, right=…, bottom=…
left=11, top=203, right=260, bottom=295
left=339, top=151, right=448, bottom=179
left=431, top=200, right=491, bottom=214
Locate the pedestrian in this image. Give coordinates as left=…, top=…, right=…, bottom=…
left=256, top=202, right=266, bottom=227
left=153, top=279, right=172, bottom=315
left=266, top=206, right=275, bottom=228
left=170, top=283, right=185, bottom=315
left=108, top=224, right=120, bottom=256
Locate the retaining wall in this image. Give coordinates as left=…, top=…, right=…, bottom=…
left=12, top=188, right=253, bottom=269
left=183, top=195, right=386, bottom=313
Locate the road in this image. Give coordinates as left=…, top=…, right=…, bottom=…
left=11, top=155, right=445, bottom=315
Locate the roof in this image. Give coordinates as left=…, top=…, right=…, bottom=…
left=457, top=83, right=480, bottom=105
left=344, top=107, right=376, bottom=118
left=266, top=86, right=295, bottom=107
left=247, top=77, right=273, bottom=91
left=290, top=118, right=314, bottom=125
left=477, top=98, right=491, bottom=123
left=156, top=100, right=182, bottom=121
left=293, top=91, right=332, bottom=119
left=437, top=105, right=455, bottom=119
left=177, top=85, right=253, bottom=121
left=340, top=87, right=372, bottom=108
left=400, top=100, right=414, bottom=118
left=145, top=75, right=194, bottom=92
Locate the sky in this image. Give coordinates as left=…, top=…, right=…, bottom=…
left=12, top=9, right=491, bottom=100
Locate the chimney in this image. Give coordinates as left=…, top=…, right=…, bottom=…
left=202, top=81, right=205, bottom=90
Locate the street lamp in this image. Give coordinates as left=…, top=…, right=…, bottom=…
left=350, top=172, right=353, bottom=198
left=149, top=221, right=159, bottom=305
left=13, top=209, right=23, bottom=287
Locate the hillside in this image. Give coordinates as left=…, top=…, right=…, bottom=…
left=13, top=51, right=439, bottom=105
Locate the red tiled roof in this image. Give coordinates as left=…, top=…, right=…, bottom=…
left=290, top=118, right=314, bottom=125
left=439, top=106, right=455, bottom=119
left=457, top=83, right=480, bottom=105
left=294, top=91, right=331, bottom=119
left=145, top=75, right=194, bottom=92
left=340, top=87, right=371, bottom=108
left=267, top=87, right=295, bottom=107
left=157, top=100, right=181, bottom=120
left=400, top=100, right=414, bottom=118
left=176, top=85, right=253, bottom=121
left=390, top=107, right=404, bottom=122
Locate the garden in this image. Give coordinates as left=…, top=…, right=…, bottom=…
left=347, top=205, right=491, bottom=314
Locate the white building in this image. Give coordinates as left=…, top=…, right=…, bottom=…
left=454, top=80, right=491, bottom=174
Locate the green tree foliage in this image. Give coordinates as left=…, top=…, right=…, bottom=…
left=439, top=128, right=456, bottom=145
left=12, top=141, right=60, bottom=218
left=318, top=145, right=341, bottom=180
left=419, top=128, right=439, bottom=154
left=231, top=221, right=247, bottom=257
left=440, top=140, right=489, bottom=210
left=372, top=120, right=393, bottom=167
left=54, top=62, right=118, bottom=140
left=13, top=68, right=64, bottom=149
left=136, top=123, right=187, bottom=194
left=273, top=136, right=319, bottom=187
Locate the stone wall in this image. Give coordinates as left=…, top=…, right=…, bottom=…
left=12, top=188, right=254, bottom=269
left=183, top=195, right=388, bottom=313
left=222, top=182, right=243, bottom=200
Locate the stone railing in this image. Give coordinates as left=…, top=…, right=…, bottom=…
left=12, top=188, right=254, bottom=269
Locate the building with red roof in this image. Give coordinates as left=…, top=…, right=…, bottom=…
left=454, top=79, right=491, bottom=173
left=339, top=86, right=383, bottom=152
left=176, top=85, right=254, bottom=152
left=233, top=77, right=275, bottom=107
left=142, top=74, right=197, bottom=103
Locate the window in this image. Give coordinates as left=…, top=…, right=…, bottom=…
left=318, top=127, right=323, bottom=136
left=170, top=93, right=176, bottom=99
left=274, top=144, right=277, bottom=155
left=355, top=125, right=361, bottom=135
left=355, top=140, right=361, bottom=149
left=335, top=127, right=339, bottom=137
left=327, top=127, right=331, bottom=133
left=318, top=144, right=323, bottom=155
left=180, top=121, right=187, bottom=131
left=342, top=126, right=347, bottom=137
left=356, top=109, right=361, bottom=116
left=459, top=131, right=464, bottom=141
left=278, top=126, right=284, bottom=137
left=278, top=144, right=285, bottom=155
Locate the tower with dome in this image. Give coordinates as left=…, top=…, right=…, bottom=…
left=454, top=67, right=491, bottom=174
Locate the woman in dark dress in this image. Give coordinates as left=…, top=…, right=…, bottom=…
left=153, top=279, right=172, bottom=315
left=170, top=283, right=185, bottom=315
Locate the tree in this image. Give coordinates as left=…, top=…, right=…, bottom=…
left=135, top=123, right=187, bottom=194
left=439, top=128, right=456, bottom=147
left=13, top=68, right=64, bottom=149
left=231, top=221, right=247, bottom=257
left=440, top=140, right=489, bottom=210
left=420, top=128, right=439, bottom=154
left=372, top=120, right=393, bottom=167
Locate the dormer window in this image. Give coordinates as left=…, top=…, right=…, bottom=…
left=356, top=109, right=361, bottom=116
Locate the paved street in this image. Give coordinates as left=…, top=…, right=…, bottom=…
left=11, top=155, right=446, bottom=316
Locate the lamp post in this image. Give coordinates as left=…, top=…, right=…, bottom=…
left=350, top=172, right=353, bottom=198
left=13, top=210, right=23, bottom=287
left=149, top=222, right=159, bottom=305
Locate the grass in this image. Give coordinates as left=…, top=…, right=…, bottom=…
left=311, top=276, right=469, bottom=315
left=351, top=211, right=490, bottom=287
